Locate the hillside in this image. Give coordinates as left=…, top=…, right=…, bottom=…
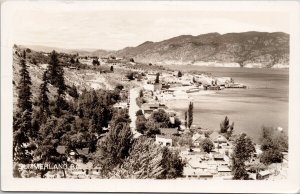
left=19, top=45, right=110, bottom=57
left=114, top=32, right=289, bottom=68
left=12, top=46, right=139, bottom=108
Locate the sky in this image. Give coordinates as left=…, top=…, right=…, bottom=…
left=11, top=9, right=290, bottom=50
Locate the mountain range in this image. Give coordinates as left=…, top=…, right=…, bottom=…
left=22, top=31, right=290, bottom=68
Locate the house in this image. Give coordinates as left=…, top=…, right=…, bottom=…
left=257, top=170, right=272, bottom=180
left=154, top=83, right=162, bottom=91
left=217, top=165, right=231, bottom=173
left=141, top=103, right=159, bottom=114
left=192, top=133, right=206, bottom=146
left=113, top=102, right=128, bottom=110
left=209, top=132, right=228, bottom=144
left=69, top=148, right=89, bottom=163
left=213, top=153, right=225, bottom=161
left=182, top=167, right=213, bottom=180
left=155, top=135, right=172, bottom=146
left=160, top=128, right=178, bottom=136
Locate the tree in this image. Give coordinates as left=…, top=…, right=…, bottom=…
left=231, top=133, right=255, bottom=180
left=129, top=58, right=135, bottom=62
left=14, top=50, right=34, bottom=163
left=126, top=72, right=135, bottom=80
left=107, top=137, right=164, bottom=178
left=220, top=116, right=230, bottom=133
left=93, top=110, right=133, bottom=175
left=135, top=110, right=144, bottom=116
left=92, top=58, right=100, bottom=66
left=187, top=102, right=193, bottom=128
left=200, top=138, right=215, bottom=153
left=110, top=66, right=114, bottom=72
left=139, top=89, right=144, bottom=98
left=13, top=111, right=35, bottom=164
left=68, top=84, right=79, bottom=99
left=136, top=115, right=147, bottom=134
left=33, top=117, right=71, bottom=178
left=70, top=58, right=75, bottom=64
left=260, top=149, right=283, bottom=164
left=150, top=109, right=170, bottom=128
left=48, top=50, right=66, bottom=93
left=184, top=111, right=188, bottom=128
left=115, top=84, right=124, bottom=91
left=155, top=73, right=160, bottom=84
left=38, top=71, right=50, bottom=119
left=17, top=50, right=32, bottom=114
left=178, top=71, right=183, bottom=77
left=159, top=147, right=185, bottom=179
left=259, top=126, right=286, bottom=164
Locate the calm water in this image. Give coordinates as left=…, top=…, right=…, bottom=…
left=165, top=66, right=289, bottom=142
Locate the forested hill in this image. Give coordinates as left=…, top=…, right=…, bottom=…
left=114, top=31, right=289, bottom=68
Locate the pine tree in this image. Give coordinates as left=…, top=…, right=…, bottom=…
left=184, top=111, right=187, bottom=128
left=38, top=71, right=50, bottom=119
left=69, top=84, right=79, bottom=99
left=14, top=50, right=34, bottom=163
left=178, top=71, right=183, bottom=77
left=155, top=73, right=160, bottom=84
left=48, top=50, right=66, bottom=94
left=220, top=116, right=230, bottom=133
left=17, top=50, right=32, bottom=113
left=187, top=102, right=193, bottom=128
left=232, top=133, right=255, bottom=180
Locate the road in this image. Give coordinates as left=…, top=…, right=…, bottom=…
left=128, top=87, right=142, bottom=136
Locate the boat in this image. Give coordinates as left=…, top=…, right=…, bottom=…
left=186, top=88, right=201, bottom=93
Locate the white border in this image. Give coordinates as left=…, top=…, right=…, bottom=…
left=1, top=1, right=300, bottom=193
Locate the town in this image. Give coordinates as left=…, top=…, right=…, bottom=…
left=13, top=46, right=288, bottom=180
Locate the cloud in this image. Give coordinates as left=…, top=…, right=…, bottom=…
left=11, top=10, right=289, bottom=50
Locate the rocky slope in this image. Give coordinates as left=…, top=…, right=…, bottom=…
left=114, top=31, right=289, bottom=68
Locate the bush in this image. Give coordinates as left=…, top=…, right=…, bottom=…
left=260, top=149, right=283, bottom=164
left=200, top=138, right=215, bottom=153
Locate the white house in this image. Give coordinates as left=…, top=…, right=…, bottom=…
left=155, top=135, right=172, bottom=147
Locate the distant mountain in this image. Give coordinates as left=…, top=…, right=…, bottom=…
left=114, top=31, right=289, bottom=68
left=19, top=45, right=110, bottom=57
left=20, top=31, right=289, bottom=68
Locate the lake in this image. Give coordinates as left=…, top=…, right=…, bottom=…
left=164, top=66, right=289, bottom=142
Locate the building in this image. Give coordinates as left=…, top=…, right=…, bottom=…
left=182, top=167, right=213, bottom=180
left=113, top=102, right=128, bottom=110
left=192, top=133, right=206, bottom=146
left=257, top=170, right=272, bottom=180
left=155, top=135, right=172, bottom=146
left=141, top=103, right=159, bottom=115
left=209, top=132, right=228, bottom=144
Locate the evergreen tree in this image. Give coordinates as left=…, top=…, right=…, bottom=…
left=178, top=71, right=183, bottom=77
left=14, top=50, right=34, bottom=163
left=70, top=57, right=75, bottom=64
left=231, top=133, right=255, bottom=180
left=187, top=102, right=193, bottom=128
left=220, top=116, right=230, bottom=133
left=155, top=73, right=160, bottom=84
left=184, top=111, right=188, bottom=128
left=38, top=71, right=50, bottom=119
left=48, top=50, right=66, bottom=93
left=69, top=84, right=79, bottom=99
left=17, top=50, right=32, bottom=113
left=93, top=110, right=133, bottom=175
left=110, top=66, right=114, bottom=72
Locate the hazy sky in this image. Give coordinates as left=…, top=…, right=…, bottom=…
left=12, top=10, right=290, bottom=50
